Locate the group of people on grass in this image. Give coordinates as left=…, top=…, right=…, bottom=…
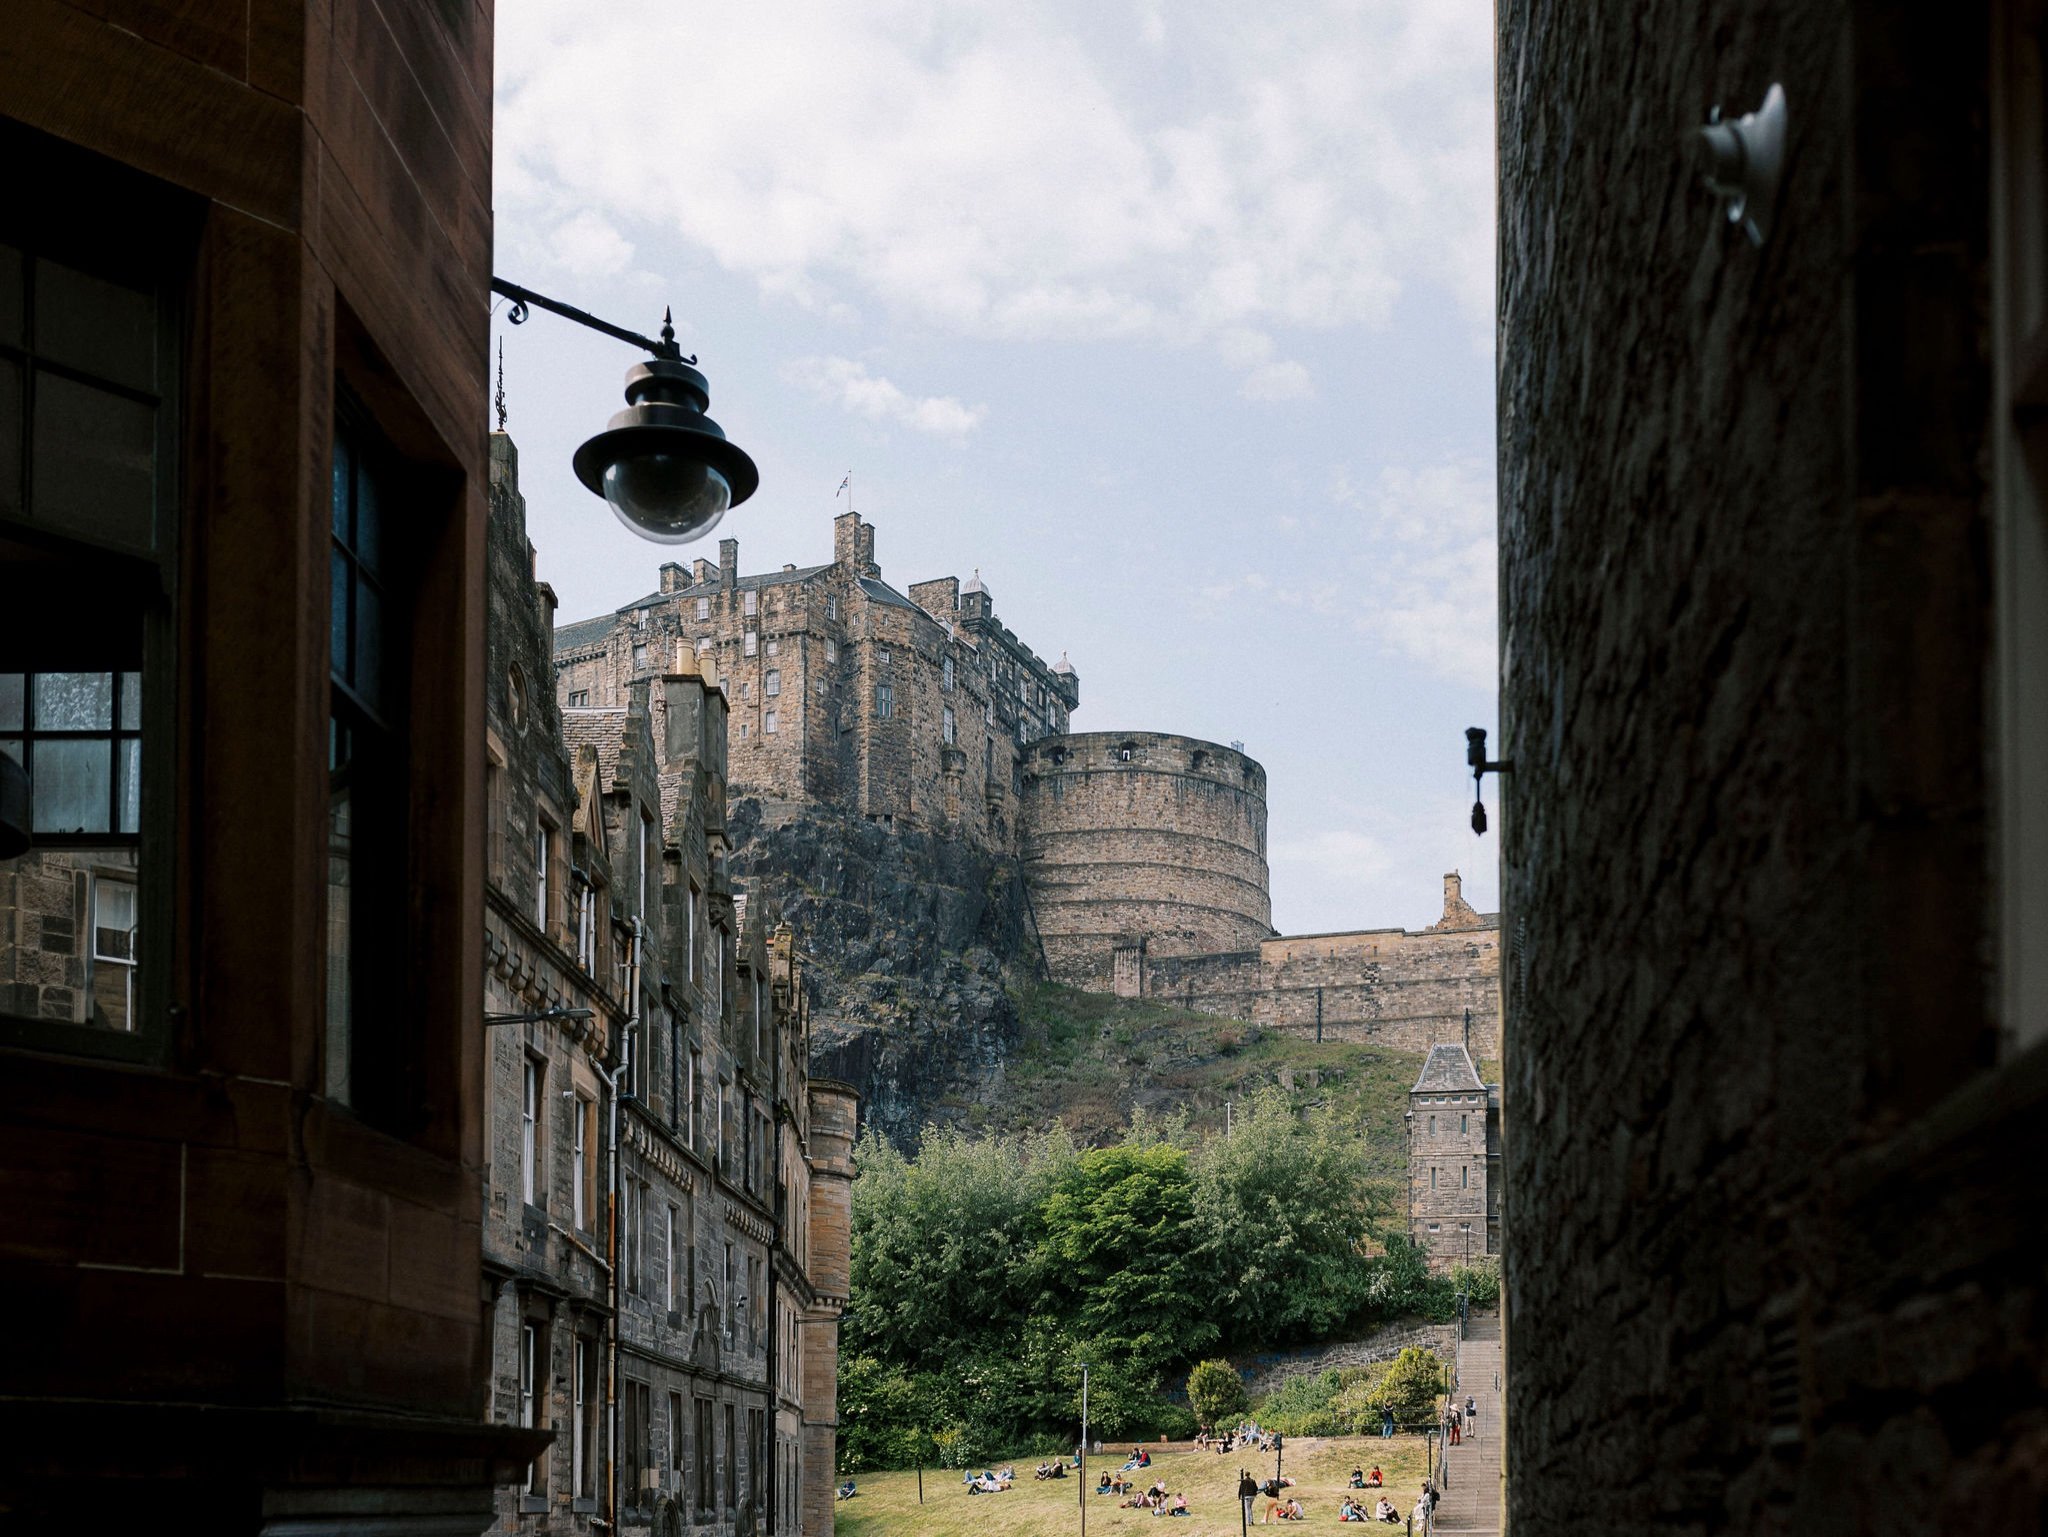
left=1101, top=1477, right=1190, bottom=1515
left=1197, top=1421, right=1278, bottom=1455
left=963, top=1466, right=1017, bottom=1493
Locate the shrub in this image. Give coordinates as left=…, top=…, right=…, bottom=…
left=1186, top=1359, right=1250, bottom=1430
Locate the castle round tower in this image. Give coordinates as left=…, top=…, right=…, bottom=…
left=1019, top=731, right=1273, bottom=991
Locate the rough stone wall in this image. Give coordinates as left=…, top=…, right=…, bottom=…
left=1136, top=875, right=1502, bottom=1060
left=801, top=1082, right=857, bottom=1537
left=1498, top=5, right=2043, bottom=1534
left=1234, top=1320, right=1461, bottom=1402
left=1020, top=732, right=1272, bottom=989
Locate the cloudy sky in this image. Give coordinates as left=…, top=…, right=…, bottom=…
left=491, top=0, right=1498, bottom=935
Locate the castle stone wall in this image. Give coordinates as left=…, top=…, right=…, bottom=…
left=1020, top=732, right=1273, bottom=991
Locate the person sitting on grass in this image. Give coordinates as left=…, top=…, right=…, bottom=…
left=1051, top=1461, right=1067, bottom=1479
left=1170, top=1493, right=1190, bottom=1517
left=1366, top=1468, right=1384, bottom=1489
left=837, top=1481, right=856, bottom=1501
left=1338, top=1498, right=1364, bottom=1522
left=1265, top=1498, right=1305, bottom=1522
left=1097, top=1472, right=1114, bottom=1494
left=1034, top=1463, right=1052, bottom=1481
left=1374, top=1497, right=1399, bottom=1524
left=1349, top=1469, right=1366, bottom=1489
left=1120, top=1491, right=1149, bottom=1509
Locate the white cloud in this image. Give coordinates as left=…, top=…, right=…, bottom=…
left=1332, top=457, right=1497, bottom=691
left=494, top=0, right=1496, bottom=389
left=1241, top=359, right=1314, bottom=400
left=783, top=355, right=987, bottom=438
left=548, top=210, right=635, bottom=279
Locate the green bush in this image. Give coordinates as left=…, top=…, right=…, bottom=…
left=1448, top=1258, right=1500, bottom=1308
left=1186, top=1359, right=1250, bottom=1429
left=1254, top=1368, right=1348, bottom=1437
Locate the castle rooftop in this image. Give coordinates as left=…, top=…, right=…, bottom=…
left=1413, top=1043, right=1485, bottom=1094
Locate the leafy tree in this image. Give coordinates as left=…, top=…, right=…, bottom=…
left=1191, top=1090, right=1397, bottom=1347
left=1186, top=1358, right=1249, bottom=1429
left=1036, top=1143, right=1217, bottom=1382
left=1342, top=1346, right=1447, bottom=1427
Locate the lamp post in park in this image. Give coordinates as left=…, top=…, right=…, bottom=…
left=491, top=277, right=759, bottom=544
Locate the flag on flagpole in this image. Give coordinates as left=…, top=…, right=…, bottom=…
left=836, top=473, right=850, bottom=497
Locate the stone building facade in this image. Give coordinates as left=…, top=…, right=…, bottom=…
left=1128, top=873, right=1502, bottom=1060
left=484, top=435, right=854, bottom=1537
left=1405, top=1044, right=1499, bottom=1269
left=0, top=2, right=541, bottom=1527
left=554, top=513, right=1079, bottom=853
left=1017, top=731, right=1273, bottom=985
left=1498, top=4, right=2046, bottom=1532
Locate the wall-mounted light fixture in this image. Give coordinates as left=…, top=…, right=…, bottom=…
left=493, top=278, right=759, bottom=544
left=1466, top=727, right=1510, bottom=836
left=1696, top=83, right=1787, bottom=246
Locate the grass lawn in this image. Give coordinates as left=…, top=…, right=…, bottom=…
left=837, top=1437, right=1435, bottom=1537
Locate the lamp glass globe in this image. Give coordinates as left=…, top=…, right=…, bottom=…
left=601, top=454, right=732, bottom=544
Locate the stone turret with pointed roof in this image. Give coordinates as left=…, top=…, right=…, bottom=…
left=1408, top=1040, right=1496, bottom=1271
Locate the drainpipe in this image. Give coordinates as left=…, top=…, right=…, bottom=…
left=604, top=917, right=645, bottom=1531
left=765, top=975, right=784, bottom=1537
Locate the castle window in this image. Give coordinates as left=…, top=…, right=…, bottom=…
left=765, top=668, right=780, bottom=697
left=942, top=706, right=955, bottom=744
left=567, top=689, right=589, bottom=707
left=520, top=1055, right=541, bottom=1205
left=943, top=656, right=954, bottom=691
left=743, top=631, right=757, bottom=657
left=826, top=639, right=839, bottom=664
left=1461, top=1113, right=1469, bottom=1134
left=632, top=642, right=648, bottom=671
left=1431, top=1166, right=1438, bottom=1189
left=876, top=683, right=894, bottom=719
left=1462, top=1165, right=1470, bottom=1188
left=827, top=595, right=838, bottom=621
left=1429, top=1115, right=1436, bottom=1136
left=634, top=608, right=647, bottom=628
left=764, top=710, right=777, bottom=734
left=696, top=596, right=710, bottom=620
left=1051, top=747, right=1067, bottom=765
left=1117, top=745, right=1134, bottom=762
left=877, top=647, right=892, bottom=665
left=738, top=722, right=748, bottom=739
left=743, top=589, right=757, bottom=616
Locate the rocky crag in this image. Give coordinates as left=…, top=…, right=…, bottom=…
left=725, top=799, right=1043, bottom=1147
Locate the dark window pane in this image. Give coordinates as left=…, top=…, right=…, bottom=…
left=35, top=258, right=156, bottom=393
left=331, top=550, right=351, bottom=681
left=118, top=672, right=140, bottom=730
left=0, top=356, right=20, bottom=523
left=355, top=456, right=381, bottom=575
left=32, top=738, right=112, bottom=833
left=117, top=736, right=140, bottom=834
left=32, top=371, right=155, bottom=551
left=0, top=738, right=19, bottom=765
left=332, top=439, right=351, bottom=539
left=326, top=783, right=353, bottom=1105
left=0, top=673, right=21, bottom=730
left=0, top=242, right=21, bottom=347
left=356, top=579, right=383, bottom=710
left=34, top=671, right=112, bottom=729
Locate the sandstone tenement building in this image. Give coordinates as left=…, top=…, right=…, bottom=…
left=555, top=513, right=1078, bottom=853
left=1405, top=1043, right=1500, bottom=1269
left=486, top=435, right=853, bottom=1537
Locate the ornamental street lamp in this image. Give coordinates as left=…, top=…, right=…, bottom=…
left=493, top=277, right=759, bottom=544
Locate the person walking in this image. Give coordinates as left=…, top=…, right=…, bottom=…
left=1238, top=1468, right=1258, bottom=1529
left=1464, top=1396, right=1477, bottom=1442
left=1380, top=1407, right=1394, bottom=1439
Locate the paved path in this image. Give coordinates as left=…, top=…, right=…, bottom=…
left=1431, top=1311, right=1501, bottom=1534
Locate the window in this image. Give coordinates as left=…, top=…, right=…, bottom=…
left=519, top=1321, right=549, bottom=1493
left=690, top=1047, right=703, bottom=1147
left=626, top=1379, right=653, bottom=1513
left=1460, top=1113, right=1469, bottom=1135
left=694, top=1398, right=715, bottom=1513
left=943, top=705, right=956, bottom=745
left=695, top=596, right=710, bottom=620
left=575, top=880, right=595, bottom=969
left=521, top=1058, right=540, bottom=1205
left=670, top=1391, right=686, bottom=1491
left=640, top=808, right=654, bottom=923
left=876, top=683, right=893, bottom=719
left=1462, top=1165, right=1470, bottom=1188
left=326, top=407, right=408, bottom=1113
left=1431, top=1166, right=1438, bottom=1189
left=633, top=642, right=649, bottom=672
left=486, top=751, right=507, bottom=882
left=574, top=1338, right=597, bottom=1497
left=743, top=589, right=757, bottom=616
left=687, top=882, right=700, bottom=980
left=737, top=722, right=747, bottom=740
left=666, top=1202, right=680, bottom=1312
left=696, top=636, right=712, bottom=655
left=764, top=668, right=780, bottom=697
left=826, top=639, right=838, bottom=664
left=743, top=631, right=757, bottom=657
left=764, top=710, right=777, bottom=735
left=1117, top=746, right=1133, bottom=762
left=943, top=656, right=955, bottom=691
left=877, top=647, right=891, bottom=665
left=827, top=595, right=838, bottom=621
left=535, top=815, right=555, bottom=930
left=1429, top=1115, right=1436, bottom=1136
left=765, top=638, right=778, bottom=657
left=571, top=1095, right=590, bottom=1229
left=724, top=1402, right=739, bottom=1511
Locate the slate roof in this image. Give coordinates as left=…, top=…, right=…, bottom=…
left=858, top=575, right=924, bottom=613
left=1413, top=1042, right=1485, bottom=1094
left=561, top=707, right=628, bottom=791
left=555, top=613, right=614, bottom=654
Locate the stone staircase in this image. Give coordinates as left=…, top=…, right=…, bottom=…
left=1432, top=1311, right=1501, bottom=1533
